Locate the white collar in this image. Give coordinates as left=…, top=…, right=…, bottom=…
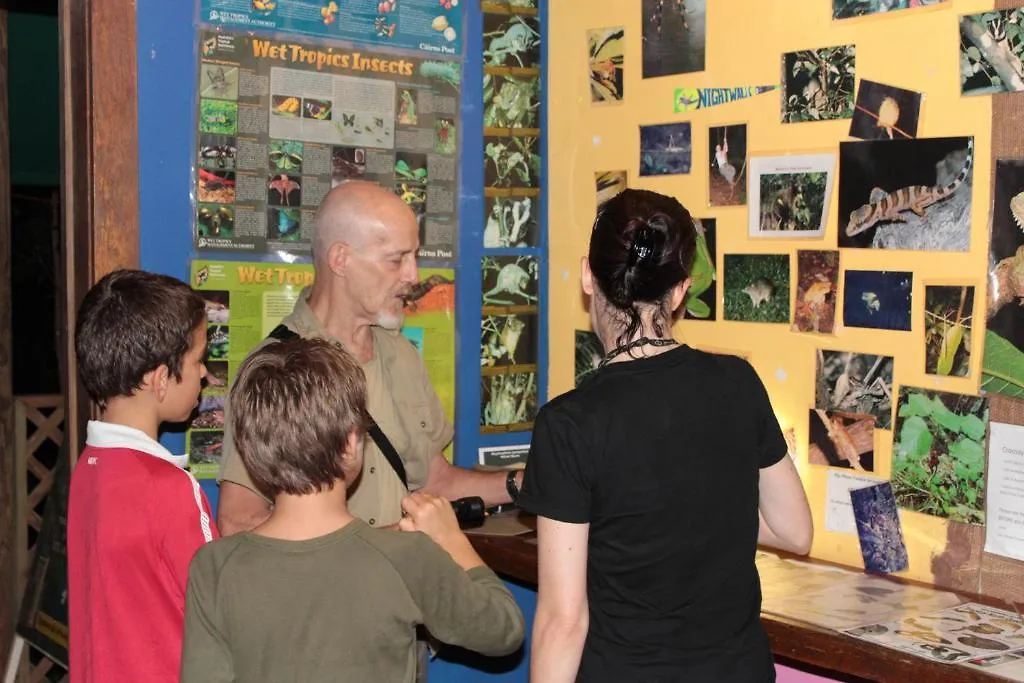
left=85, top=421, right=189, bottom=470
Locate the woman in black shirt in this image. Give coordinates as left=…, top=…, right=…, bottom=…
left=518, top=189, right=813, bottom=683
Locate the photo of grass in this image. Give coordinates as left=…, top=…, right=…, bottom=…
left=924, top=285, right=975, bottom=378
left=782, top=44, right=856, bottom=123
left=723, top=254, right=790, bottom=323
left=960, top=9, right=1024, bottom=96
left=891, top=386, right=989, bottom=525
left=816, top=350, right=894, bottom=429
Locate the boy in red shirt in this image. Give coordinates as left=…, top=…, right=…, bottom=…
left=68, top=269, right=219, bottom=683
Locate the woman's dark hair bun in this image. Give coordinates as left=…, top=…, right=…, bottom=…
left=590, top=189, right=697, bottom=312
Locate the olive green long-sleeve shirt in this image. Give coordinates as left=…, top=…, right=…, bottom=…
left=180, top=519, right=525, bottom=682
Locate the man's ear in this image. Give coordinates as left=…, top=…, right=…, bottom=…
left=326, top=241, right=349, bottom=278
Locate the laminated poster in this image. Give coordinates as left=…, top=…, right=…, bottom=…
left=186, top=260, right=455, bottom=476
left=199, top=0, right=463, bottom=56
left=195, top=28, right=462, bottom=263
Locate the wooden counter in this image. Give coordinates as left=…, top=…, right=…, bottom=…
left=468, top=527, right=1019, bottom=683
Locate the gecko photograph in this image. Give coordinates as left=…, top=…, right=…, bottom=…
left=815, top=350, right=894, bottom=430
left=683, top=218, right=717, bottom=320
left=480, top=313, right=538, bottom=369
left=639, top=122, right=692, bottom=176
left=588, top=26, right=625, bottom=103
left=849, top=79, right=922, bottom=141
left=960, top=9, right=1024, bottom=96
left=891, top=386, right=989, bottom=525
left=843, top=270, right=913, bottom=331
left=722, top=253, right=790, bottom=324
left=838, top=136, right=974, bottom=251
left=575, top=330, right=604, bottom=386
left=793, top=249, right=840, bottom=334
left=833, top=0, right=948, bottom=20
left=808, top=408, right=876, bottom=472
left=981, top=160, right=1024, bottom=399
left=781, top=44, right=856, bottom=123
left=595, top=170, right=628, bottom=208
left=708, top=124, right=747, bottom=207
left=924, top=285, right=975, bottom=378
left=641, top=0, right=706, bottom=78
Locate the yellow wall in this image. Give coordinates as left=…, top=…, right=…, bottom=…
left=548, top=0, right=993, bottom=584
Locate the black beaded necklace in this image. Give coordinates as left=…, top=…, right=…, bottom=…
left=597, top=336, right=678, bottom=368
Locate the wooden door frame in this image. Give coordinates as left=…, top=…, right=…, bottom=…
left=2, top=0, right=140, bottom=672
left=59, top=0, right=140, bottom=464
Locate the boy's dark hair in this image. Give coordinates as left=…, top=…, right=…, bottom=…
left=75, top=269, right=207, bottom=409
left=230, top=337, right=372, bottom=498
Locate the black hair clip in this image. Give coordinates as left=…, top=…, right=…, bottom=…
left=628, top=225, right=656, bottom=267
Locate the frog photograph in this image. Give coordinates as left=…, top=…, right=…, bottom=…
left=723, top=253, right=791, bottom=324
left=793, top=249, right=840, bottom=334
left=682, top=218, right=717, bottom=320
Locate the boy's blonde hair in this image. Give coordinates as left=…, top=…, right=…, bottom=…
left=230, top=337, right=372, bottom=498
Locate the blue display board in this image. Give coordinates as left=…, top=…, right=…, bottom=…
left=199, top=0, right=463, bottom=56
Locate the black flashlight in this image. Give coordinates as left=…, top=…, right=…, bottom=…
left=451, top=496, right=486, bottom=529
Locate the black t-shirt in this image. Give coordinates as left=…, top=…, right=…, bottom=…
left=518, top=345, right=786, bottom=683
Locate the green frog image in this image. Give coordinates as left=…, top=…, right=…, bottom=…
left=682, top=219, right=716, bottom=318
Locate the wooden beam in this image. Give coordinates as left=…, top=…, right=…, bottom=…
left=0, top=9, right=14, bottom=673
left=59, top=0, right=140, bottom=461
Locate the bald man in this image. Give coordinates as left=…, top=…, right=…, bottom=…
left=217, top=181, right=524, bottom=535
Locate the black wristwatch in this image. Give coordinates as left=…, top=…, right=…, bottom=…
left=505, top=469, right=521, bottom=502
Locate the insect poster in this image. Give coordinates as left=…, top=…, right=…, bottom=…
left=480, top=255, right=539, bottom=433
left=193, top=28, right=462, bottom=262
left=187, top=260, right=315, bottom=477
left=981, top=160, right=1024, bottom=399
left=199, top=0, right=463, bottom=56
left=482, top=1, right=541, bottom=246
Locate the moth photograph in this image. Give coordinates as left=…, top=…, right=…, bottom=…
left=849, top=79, right=922, bottom=141
left=842, top=270, right=913, bottom=331
left=838, top=137, right=974, bottom=251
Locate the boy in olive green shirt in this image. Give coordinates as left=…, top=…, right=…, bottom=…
left=180, top=338, right=525, bottom=683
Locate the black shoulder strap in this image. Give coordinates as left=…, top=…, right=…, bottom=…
left=265, top=323, right=408, bottom=489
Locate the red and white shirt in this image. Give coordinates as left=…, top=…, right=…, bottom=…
left=68, top=421, right=218, bottom=683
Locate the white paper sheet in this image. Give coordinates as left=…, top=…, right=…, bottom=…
left=825, top=470, right=885, bottom=534
left=984, top=422, right=1024, bottom=562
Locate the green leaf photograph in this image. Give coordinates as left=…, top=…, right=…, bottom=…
left=891, top=386, right=989, bottom=525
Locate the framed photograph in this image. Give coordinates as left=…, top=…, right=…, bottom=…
left=748, top=154, right=835, bottom=238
